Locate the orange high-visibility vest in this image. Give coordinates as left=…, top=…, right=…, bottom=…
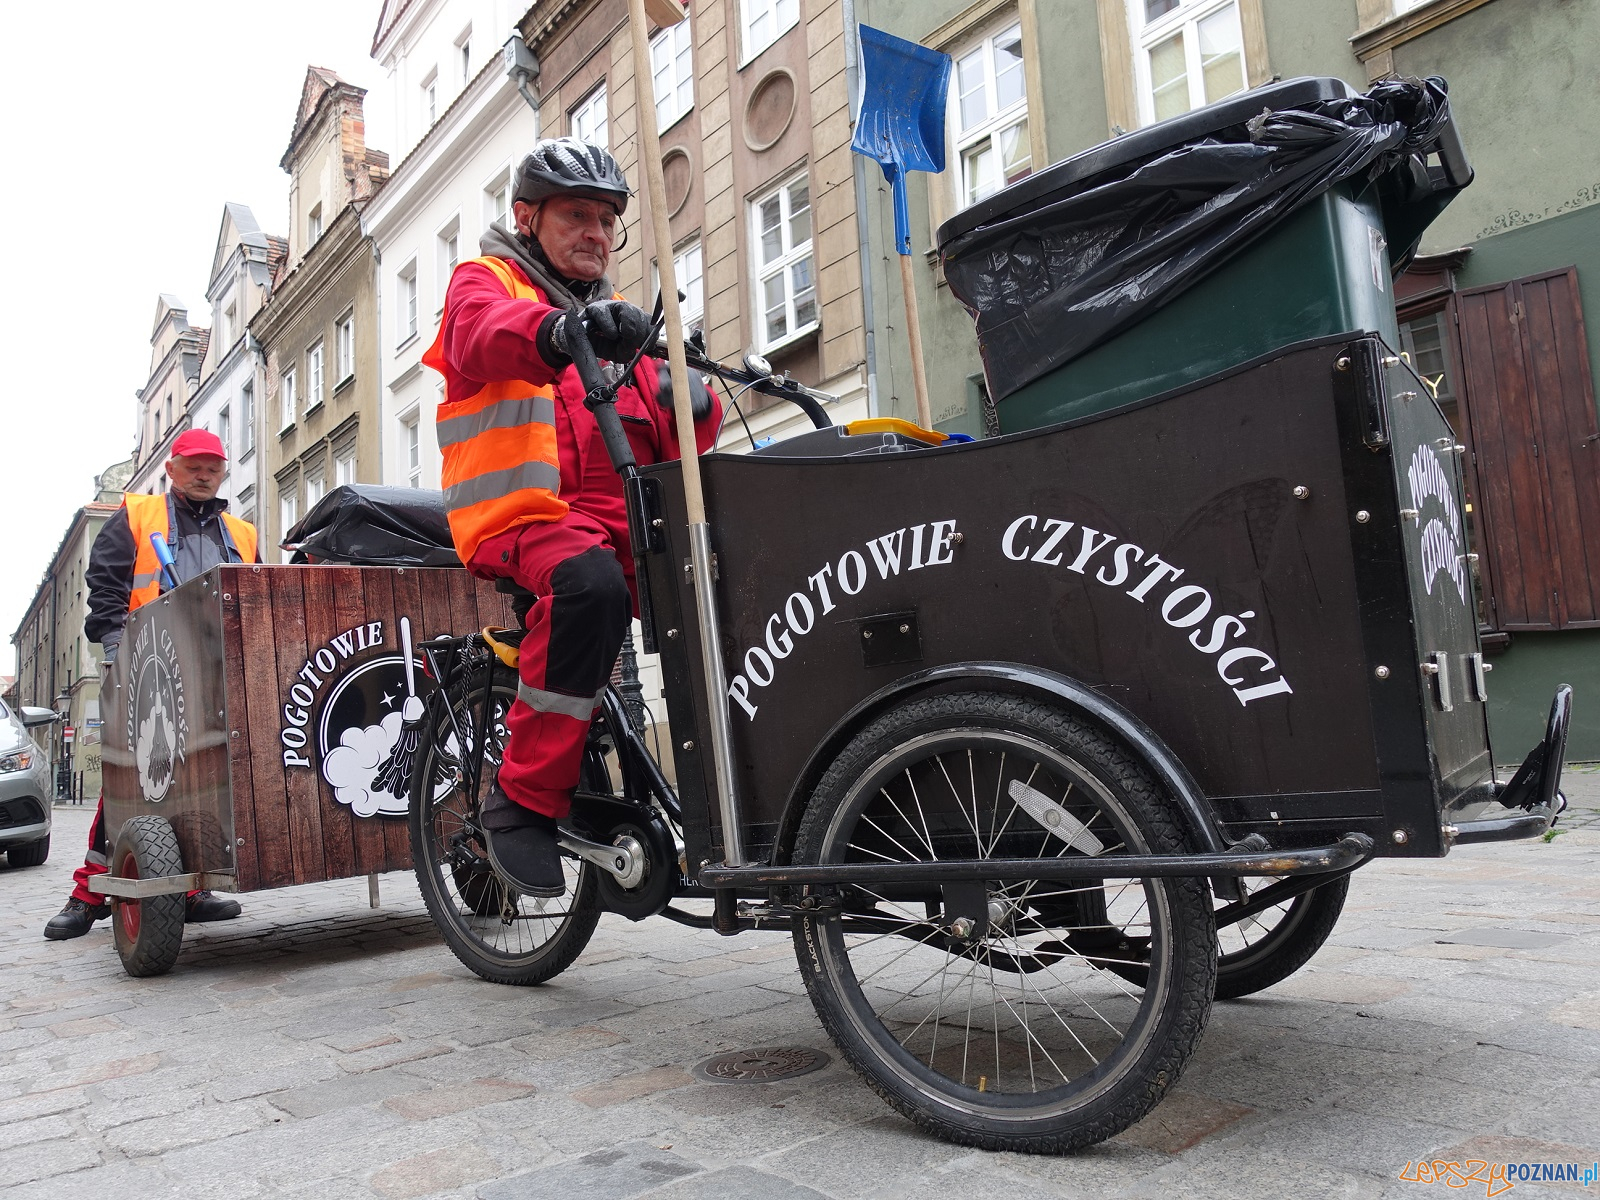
left=124, top=492, right=259, bottom=612
left=423, top=256, right=567, bottom=564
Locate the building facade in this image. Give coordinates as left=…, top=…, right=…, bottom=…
left=515, top=0, right=872, bottom=447
left=127, top=298, right=208, bottom=497
left=855, top=0, right=1600, bottom=760
left=365, top=0, right=540, bottom=493
left=252, top=68, right=391, bottom=561
left=11, top=459, right=135, bottom=803
left=188, top=203, right=287, bottom=525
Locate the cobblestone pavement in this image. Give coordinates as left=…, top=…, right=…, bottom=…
left=2, top=769, right=1596, bottom=1199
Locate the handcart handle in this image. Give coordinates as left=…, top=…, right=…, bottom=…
left=565, top=312, right=640, bottom=477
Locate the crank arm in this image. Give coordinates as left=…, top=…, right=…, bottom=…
left=557, top=830, right=642, bottom=887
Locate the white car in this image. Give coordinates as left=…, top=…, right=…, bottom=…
left=0, top=700, right=55, bottom=867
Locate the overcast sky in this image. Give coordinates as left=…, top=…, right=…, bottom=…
left=0, top=2, right=395, bottom=676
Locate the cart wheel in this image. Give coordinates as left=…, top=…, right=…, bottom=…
left=791, top=692, right=1216, bottom=1154
left=409, top=664, right=601, bottom=986
left=1212, top=875, right=1348, bottom=1000
left=1102, top=875, right=1348, bottom=999
left=110, top=816, right=186, bottom=978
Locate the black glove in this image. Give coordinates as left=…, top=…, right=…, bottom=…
left=550, top=300, right=653, bottom=364
left=656, top=362, right=713, bottom=421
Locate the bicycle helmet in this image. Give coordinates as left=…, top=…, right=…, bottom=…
left=514, top=137, right=632, bottom=214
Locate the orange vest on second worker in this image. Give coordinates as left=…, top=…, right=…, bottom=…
left=124, top=492, right=259, bottom=612
left=423, top=256, right=568, bottom=564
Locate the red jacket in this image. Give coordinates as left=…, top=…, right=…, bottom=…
left=430, top=258, right=721, bottom=558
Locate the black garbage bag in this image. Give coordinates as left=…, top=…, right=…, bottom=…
left=282, top=484, right=461, bottom=566
left=938, top=76, right=1471, bottom=402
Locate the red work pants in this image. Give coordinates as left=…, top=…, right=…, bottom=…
left=69, top=795, right=110, bottom=906
left=468, top=511, right=631, bottom=819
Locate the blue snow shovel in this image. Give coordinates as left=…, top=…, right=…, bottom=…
left=851, top=26, right=952, bottom=428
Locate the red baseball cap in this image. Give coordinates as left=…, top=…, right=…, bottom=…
left=171, top=429, right=227, bottom=461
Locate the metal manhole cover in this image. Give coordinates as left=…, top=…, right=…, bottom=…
left=692, top=1046, right=830, bottom=1084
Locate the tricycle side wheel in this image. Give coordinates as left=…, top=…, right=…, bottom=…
left=1213, top=876, right=1348, bottom=1000
left=110, top=816, right=185, bottom=978
left=1104, top=875, right=1349, bottom=999
left=409, top=665, right=601, bottom=986
left=791, top=691, right=1217, bottom=1154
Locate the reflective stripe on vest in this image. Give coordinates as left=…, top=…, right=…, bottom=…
left=423, top=256, right=567, bottom=564
left=124, top=492, right=259, bottom=613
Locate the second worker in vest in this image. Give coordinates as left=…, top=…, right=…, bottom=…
left=43, top=428, right=259, bottom=939
left=424, top=138, right=721, bottom=897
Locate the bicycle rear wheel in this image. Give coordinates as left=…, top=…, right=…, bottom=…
left=409, top=663, right=600, bottom=985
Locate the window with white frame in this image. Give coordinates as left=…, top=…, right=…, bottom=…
left=1130, top=0, right=1245, bottom=126
left=422, top=69, right=439, bottom=128
left=741, top=0, right=798, bottom=62
left=398, top=261, right=419, bottom=344
left=218, top=406, right=231, bottom=455
left=952, top=21, right=1031, bottom=210
left=751, top=173, right=816, bottom=351
left=304, top=464, right=326, bottom=509
left=279, top=489, right=298, bottom=562
left=456, top=27, right=473, bottom=86
left=652, top=240, right=704, bottom=334
left=438, top=220, right=461, bottom=304
left=308, top=203, right=323, bottom=245
left=403, top=413, right=422, bottom=488
left=280, top=367, right=297, bottom=430
left=486, top=171, right=511, bottom=229
left=336, top=312, right=354, bottom=382
left=651, top=21, right=694, bottom=131
left=571, top=84, right=608, bottom=148
left=306, top=340, right=325, bottom=410
left=335, top=444, right=356, bottom=487
left=240, top=382, right=255, bottom=453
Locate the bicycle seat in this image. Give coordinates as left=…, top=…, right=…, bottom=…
left=494, top=578, right=537, bottom=601
left=494, top=576, right=537, bottom=630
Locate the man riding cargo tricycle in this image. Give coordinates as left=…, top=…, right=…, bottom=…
left=98, top=75, right=1570, bottom=1154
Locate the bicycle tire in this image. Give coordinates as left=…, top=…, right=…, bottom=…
left=791, top=691, right=1216, bottom=1153
left=409, top=663, right=600, bottom=986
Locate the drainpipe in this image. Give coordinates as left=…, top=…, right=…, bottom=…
left=841, top=0, right=880, bottom=417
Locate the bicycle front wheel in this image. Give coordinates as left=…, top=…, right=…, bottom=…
left=409, top=663, right=600, bottom=985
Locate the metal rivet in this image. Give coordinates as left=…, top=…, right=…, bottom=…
left=951, top=531, right=964, bottom=544
left=863, top=630, right=873, bottom=638
left=231, top=731, right=240, bottom=739
left=1293, top=485, right=1311, bottom=500
left=1396, top=390, right=1417, bottom=402
left=1355, top=510, right=1370, bottom=523
left=223, top=593, right=232, bottom=600
left=1375, top=665, right=1391, bottom=679
left=898, top=623, right=909, bottom=634
left=1381, top=355, right=1400, bottom=367
left=681, top=740, right=695, bottom=751
left=651, top=518, right=664, bottom=528
left=1391, top=829, right=1409, bottom=845
left=666, top=628, right=680, bottom=639
left=1335, top=356, right=1351, bottom=371
left=236, top=838, right=246, bottom=846
left=1421, top=662, right=1439, bottom=675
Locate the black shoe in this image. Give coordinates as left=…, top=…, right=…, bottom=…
left=481, top=786, right=566, bottom=898
left=185, top=891, right=242, bottom=923
left=44, top=897, right=111, bottom=940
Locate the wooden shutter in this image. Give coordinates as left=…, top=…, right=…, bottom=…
left=1455, top=267, right=1600, bottom=630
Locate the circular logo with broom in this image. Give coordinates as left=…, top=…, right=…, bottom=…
left=127, top=623, right=186, bottom=804
left=278, top=616, right=429, bottom=819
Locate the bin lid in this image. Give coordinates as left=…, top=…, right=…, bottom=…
left=936, top=77, right=1357, bottom=248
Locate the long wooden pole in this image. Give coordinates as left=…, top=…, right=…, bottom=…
left=899, top=253, right=933, bottom=429
left=625, top=0, right=746, bottom=865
